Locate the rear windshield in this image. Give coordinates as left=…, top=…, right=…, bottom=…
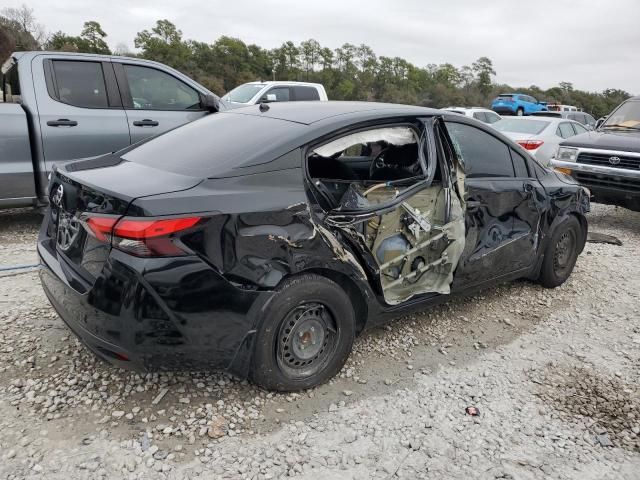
left=2, top=64, right=21, bottom=103
left=493, top=119, right=550, bottom=134
left=122, top=112, right=306, bottom=177
left=224, top=84, right=265, bottom=103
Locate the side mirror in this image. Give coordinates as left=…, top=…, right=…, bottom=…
left=261, top=93, right=277, bottom=103
left=201, top=93, right=220, bottom=113
left=595, top=118, right=605, bottom=129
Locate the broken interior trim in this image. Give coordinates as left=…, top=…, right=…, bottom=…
left=307, top=121, right=466, bottom=305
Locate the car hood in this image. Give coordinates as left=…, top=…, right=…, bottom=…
left=560, top=130, right=640, bottom=153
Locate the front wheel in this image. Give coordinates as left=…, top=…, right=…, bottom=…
left=538, top=216, right=582, bottom=288
left=516, top=107, right=524, bottom=116
left=251, top=274, right=355, bottom=391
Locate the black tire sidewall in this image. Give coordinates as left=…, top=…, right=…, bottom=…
left=540, top=216, right=581, bottom=288
left=251, top=275, right=355, bottom=391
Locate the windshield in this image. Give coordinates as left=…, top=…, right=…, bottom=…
left=602, top=100, right=640, bottom=129
left=493, top=119, right=550, bottom=134
left=223, top=84, right=265, bottom=103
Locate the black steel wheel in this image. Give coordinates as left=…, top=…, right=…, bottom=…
left=277, top=303, right=338, bottom=379
left=251, top=274, right=355, bottom=391
left=538, top=216, right=582, bottom=288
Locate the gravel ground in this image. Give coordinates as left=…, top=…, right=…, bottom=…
left=0, top=204, right=639, bottom=479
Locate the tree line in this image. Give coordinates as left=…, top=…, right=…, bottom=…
left=0, top=5, right=630, bottom=118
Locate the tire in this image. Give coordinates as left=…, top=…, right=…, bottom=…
left=516, top=107, right=524, bottom=116
left=250, top=274, right=355, bottom=391
left=538, top=216, right=582, bottom=288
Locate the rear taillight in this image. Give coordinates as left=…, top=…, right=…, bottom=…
left=84, top=215, right=202, bottom=257
left=516, top=140, right=544, bottom=150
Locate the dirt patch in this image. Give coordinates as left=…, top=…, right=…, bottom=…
left=531, top=363, right=640, bottom=452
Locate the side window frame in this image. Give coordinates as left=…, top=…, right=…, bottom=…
left=509, top=148, right=531, bottom=178
left=304, top=120, right=433, bottom=215
left=43, top=59, right=122, bottom=109
left=113, top=62, right=204, bottom=111
left=444, top=120, right=517, bottom=178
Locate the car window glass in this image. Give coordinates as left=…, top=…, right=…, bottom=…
left=472, top=112, right=486, bottom=121
left=2, top=64, right=21, bottom=103
left=572, top=123, right=588, bottom=135
left=123, top=65, right=201, bottom=110
left=485, top=112, right=501, bottom=124
left=293, top=86, right=320, bottom=101
left=265, top=87, right=290, bottom=102
left=558, top=122, right=575, bottom=139
left=445, top=122, right=515, bottom=178
left=52, top=60, right=108, bottom=108
left=510, top=149, right=530, bottom=177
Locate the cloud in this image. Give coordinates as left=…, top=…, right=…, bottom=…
left=19, top=0, right=639, bottom=93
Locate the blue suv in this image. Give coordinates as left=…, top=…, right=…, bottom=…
left=491, top=93, right=548, bottom=116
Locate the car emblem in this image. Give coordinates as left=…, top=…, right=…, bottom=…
left=52, top=184, right=64, bottom=208
left=609, top=156, right=621, bottom=165
left=57, top=211, right=81, bottom=252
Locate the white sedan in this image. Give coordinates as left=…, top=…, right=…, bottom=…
left=492, top=117, right=589, bottom=166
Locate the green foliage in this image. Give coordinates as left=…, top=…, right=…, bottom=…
left=45, top=21, right=111, bottom=54
left=2, top=10, right=631, bottom=118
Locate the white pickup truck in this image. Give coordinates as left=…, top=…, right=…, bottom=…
left=222, top=81, right=328, bottom=105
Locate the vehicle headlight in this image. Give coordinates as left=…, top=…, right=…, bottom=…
left=555, top=147, right=578, bottom=162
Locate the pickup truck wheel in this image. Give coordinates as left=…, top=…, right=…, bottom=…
left=538, top=216, right=581, bottom=288
left=251, top=274, right=355, bottom=391
left=516, top=107, right=524, bottom=116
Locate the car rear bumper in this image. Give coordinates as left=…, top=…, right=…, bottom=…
left=491, top=105, right=516, bottom=114
left=550, top=159, right=640, bottom=208
left=37, top=222, right=269, bottom=375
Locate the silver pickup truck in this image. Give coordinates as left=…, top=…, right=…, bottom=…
left=1, top=51, right=220, bottom=209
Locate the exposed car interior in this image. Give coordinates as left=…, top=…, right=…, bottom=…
left=307, top=125, right=465, bottom=305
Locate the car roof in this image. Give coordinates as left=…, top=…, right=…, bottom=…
left=444, top=107, right=494, bottom=112
left=226, top=101, right=441, bottom=125
left=496, top=116, right=578, bottom=125
left=243, top=80, right=324, bottom=87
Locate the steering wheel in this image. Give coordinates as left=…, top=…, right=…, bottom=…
left=369, top=147, right=391, bottom=179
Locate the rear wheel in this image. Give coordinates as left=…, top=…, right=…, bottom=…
left=516, top=107, right=524, bottom=116
left=538, top=216, right=581, bottom=288
left=251, top=274, right=355, bottom=391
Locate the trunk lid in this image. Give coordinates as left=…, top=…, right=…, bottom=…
left=44, top=156, right=203, bottom=283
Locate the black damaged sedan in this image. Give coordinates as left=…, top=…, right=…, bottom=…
left=39, top=102, right=589, bottom=391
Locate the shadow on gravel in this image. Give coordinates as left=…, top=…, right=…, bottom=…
left=0, top=207, right=42, bottom=234
left=530, top=363, right=640, bottom=453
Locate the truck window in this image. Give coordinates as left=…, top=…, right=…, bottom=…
left=123, top=65, right=201, bottom=110
left=2, top=65, right=21, bottom=103
left=293, top=86, right=320, bottom=101
left=51, top=61, right=109, bottom=108
left=263, top=87, right=290, bottom=102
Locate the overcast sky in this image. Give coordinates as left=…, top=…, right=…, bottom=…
left=9, top=0, right=639, bottom=94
